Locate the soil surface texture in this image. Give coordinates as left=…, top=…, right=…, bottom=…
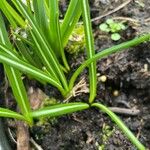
left=2, top=0, right=150, bottom=150
left=30, top=0, right=150, bottom=149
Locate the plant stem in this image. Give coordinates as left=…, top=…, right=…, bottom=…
left=92, top=103, right=146, bottom=150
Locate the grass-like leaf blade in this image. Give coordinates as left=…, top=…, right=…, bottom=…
left=15, top=40, right=39, bottom=67
left=0, top=107, right=26, bottom=121
left=61, top=0, right=82, bottom=47
left=92, top=103, right=145, bottom=150
left=32, top=0, right=49, bottom=40
left=0, top=0, right=26, bottom=28
left=5, top=67, right=33, bottom=124
left=0, top=51, right=66, bottom=95
left=31, top=103, right=89, bottom=118
left=0, top=13, right=32, bottom=124
left=81, top=0, right=97, bottom=103
left=49, top=0, right=70, bottom=70
left=30, top=30, right=60, bottom=82
left=69, top=34, right=150, bottom=90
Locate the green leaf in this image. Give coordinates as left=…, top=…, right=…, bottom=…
left=92, top=103, right=146, bottom=150
left=111, top=33, right=121, bottom=41
left=0, top=0, right=26, bottom=28
left=120, top=24, right=126, bottom=30
left=48, top=0, right=70, bottom=71
left=61, top=0, right=82, bottom=47
left=30, top=30, right=60, bottom=83
left=31, top=103, right=89, bottom=118
left=0, top=13, right=32, bottom=124
left=5, top=67, right=33, bottom=124
left=32, top=0, right=49, bottom=39
left=106, top=19, right=114, bottom=24
left=109, top=23, right=120, bottom=33
left=99, top=23, right=110, bottom=32
left=0, top=1, right=17, bottom=28
left=12, top=31, right=43, bottom=68
left=81, top=0, right=97, bottom=103
left=0, top=51, right=65, bottom=95
left=48, top=0, right=62, bottom=55
left=0, top=42, right=21, bottom=60
left=0, top=40, right=42, bottom=70
left=0, top=13, right=12, bottom=46
left=0, top=107, right=26, bottom=121
left=15, top=40, right=39, bottom=67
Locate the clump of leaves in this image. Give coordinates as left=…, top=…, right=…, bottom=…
left=99, top=19, right=126, bottom=41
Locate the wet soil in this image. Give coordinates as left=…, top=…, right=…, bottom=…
left=2, top=0, right=150, bottom=150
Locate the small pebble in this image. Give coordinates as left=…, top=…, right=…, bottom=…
left=144, top=64, right=148, bottom=72
left=99, top=75, right=107, bottom=82
left=113, top=90, right=119, bottom=97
